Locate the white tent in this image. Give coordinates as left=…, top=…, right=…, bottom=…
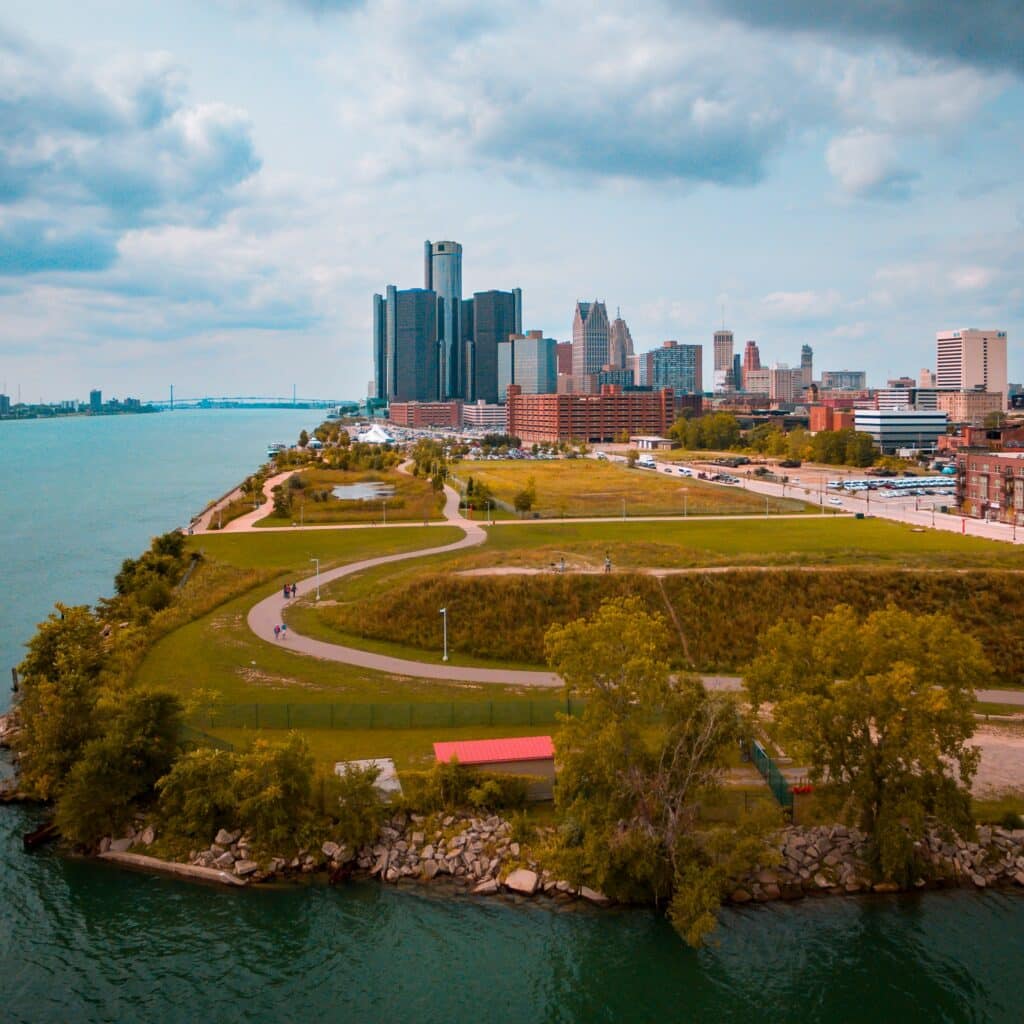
left=356, top=424, right=395, bottom=445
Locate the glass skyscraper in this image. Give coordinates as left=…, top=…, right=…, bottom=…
left=425, top=240, right=463, bottom=399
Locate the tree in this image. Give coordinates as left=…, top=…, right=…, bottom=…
left=513, top=476, right=536, bottom=516
left=271, top=485, right=291, bottom=518
left=331, top=764, right=386, bottom=849
left=626, top=449, right=639, bottom=468
left=743, top=605, right=987, bottom=884
left=55, top=691, right=183, bottom=844
left=298, top=429, right=310, bottom=448
left=984, top=410, right=1007, bottom=429
left=13, top=605, right=106, bottom=799
left=545, top=598, right=767, bottom=946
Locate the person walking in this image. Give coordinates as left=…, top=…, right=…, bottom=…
left=283, top=583, right=290, bottom=599
left=281, top=623, right=288, bottom=640
left=604, top=552, right=612, bottom=574
left=274, top=625, right=281, bottom=641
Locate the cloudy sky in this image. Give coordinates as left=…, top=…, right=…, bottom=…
left=1, top=0, right=1022, bottom=403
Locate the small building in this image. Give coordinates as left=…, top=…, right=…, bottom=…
left=433, top=735, right=555, bottom=800
left=955, top=450, right=1024, bottom=524
left=854, top=409, right=948, bottom=454
left=334, top=758, right=403, bottom=799
left=631, top=435, right=676, bottom=450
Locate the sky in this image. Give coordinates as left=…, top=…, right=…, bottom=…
left=1, top=0, right=1022, bottom=403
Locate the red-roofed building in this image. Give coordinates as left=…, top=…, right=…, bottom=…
left=433, top=735, right=555, bottom=800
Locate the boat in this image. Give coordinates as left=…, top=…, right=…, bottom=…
left=266, top=442, right=288, bottom=458
left=23, top=820, right=60, bottom=850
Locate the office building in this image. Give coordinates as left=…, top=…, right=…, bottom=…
left=555, top=342, right=573, bottom=376
left=375, top=286, right=441, bottom=403
left=597, top=368, right=636, bottom=389
left=744, top=368, right=770, bottom=395
left=497, top=331, right=557, bottom=399
left=936, top=329, right=1007, bottom=403
left=466, top=289, right=522, bottom=404
left=388, top=400, right=462, bottom=428
left=769, top=364, right=803, bottom=403
left=650, top=341, right=703, bottom=394
left=713, top=330, right=734, bottom=392
left=89, top=389, right=102, bottom=413
left=821, top=370, right=867, bottom=391
left=572, top=300, right=610, bottom=391
left=920, top=368, right=937, bottom=388
left=742, top=340, right=761, bottom=381
left=608, top=312, right=635, bottom=370
left=800, top=345, right=813, bottom=388
left=937, top=389, right=1004, bottom=424
left=506, top=383, right=674, bottom=443
left=462, top=401, right=508, bottom=431
left=425, top=240, right=463, bottom=399
left=809, top=406, right=855, bottom=432
left=956, top=450, right=1024, bottom=524
left=0, top=394, right=9, bottom=416
left=854, top=409, right=948, bottom=453
left=875, top=388, right=915, bottom=411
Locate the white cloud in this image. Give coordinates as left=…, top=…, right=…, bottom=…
left=825, top=130, right=915, bottom=199
left=761, top=289, right=841, bottom=321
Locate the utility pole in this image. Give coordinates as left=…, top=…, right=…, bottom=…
left=440, top=607, right=449, bottom=662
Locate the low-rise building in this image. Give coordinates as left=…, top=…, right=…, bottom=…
left=462, top=400, right=507, bottom=431
left=506, top=383, right=674, bottom=443
left=388, top=400, right=463, bottom=428
left=433, top=735, right=555, bottom=801
left=809, top=405, right=856, bottom=433
left=956, top=450, right=1024, bottom=524
left=936, top=390, right=1004, bottom=424
left=854, top=409, right=948, bottom=454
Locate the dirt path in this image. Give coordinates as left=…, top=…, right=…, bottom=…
left=971, top=724, right=1024, bottom=796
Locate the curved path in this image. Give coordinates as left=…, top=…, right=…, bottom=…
left=247, top=484, right=564, bottom=687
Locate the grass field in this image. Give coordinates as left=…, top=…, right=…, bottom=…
left=451, top=458, right=807, bottom=517
left=254, top=467, right=443, bottom=527
left=188, top=524, right=461, bottom=571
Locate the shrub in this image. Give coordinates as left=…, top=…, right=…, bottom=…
left=400, top=763, right=536, bottom=812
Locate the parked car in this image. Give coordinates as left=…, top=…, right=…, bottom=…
left=828, top=496, right=843, bottom=506
left=778, top=459, right=802, bottom=468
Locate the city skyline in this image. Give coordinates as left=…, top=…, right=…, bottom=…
left=0, top=1, right=1022, bottom=402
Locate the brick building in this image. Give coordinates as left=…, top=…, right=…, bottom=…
left=505, top=384, right=674, bottom=443
left=388, top=400, right=463, bottom=428
left=809, top=405, right=856, bottom=433
left=956, top=450, right=1024, bottom=524
left=936, top=389, right=1004, bottom=424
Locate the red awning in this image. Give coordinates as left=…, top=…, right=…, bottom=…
left=433, top=735, right=554, bottom=766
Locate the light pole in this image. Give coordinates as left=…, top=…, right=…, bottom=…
left=310, top=557, right=320, bottom=600
left=440, top=607, right=449, bottom=662
left=622, top=498, right=626, bottom=521
left=485, top=499, right=492, bottom=525
left=683, top=493, right=688, bottom=517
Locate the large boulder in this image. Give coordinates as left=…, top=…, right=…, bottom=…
left=108, top=838, right=133, bottom=853
left=215, top=829, right=240, bottom=846
left=234, top=860, right=259, bottom=877
left=504, top=868, right=539, bottom=896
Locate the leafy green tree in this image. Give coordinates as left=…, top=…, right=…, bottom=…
left=331, top=764, right=386, bottom=849
left=844, top=430, right=876, bottom=467
left=157, top=733, right=315, bottom=844
left=271, top=485, right=291, bottom=517
left=298, top=429, right=310, bottom=447
left=626, top=449, right=639, bottom=468
left=545, top=598, right=765, bottom=946
left=984, top=410, right=1007, bottom=429
left=13, top=605, right=105, bottom=799
left=55, top=692, right=183, bottom=844
left=743, top=605, right=986, bottom=883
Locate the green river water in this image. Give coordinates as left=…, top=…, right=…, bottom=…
left=1, top=410, right=1022, bottom=1022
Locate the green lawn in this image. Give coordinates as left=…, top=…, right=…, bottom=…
left=188, top=524, right=461, bottom=571
left=254, top=467, right=444, bottom=527
left=451, top=458, right=808, bottom=517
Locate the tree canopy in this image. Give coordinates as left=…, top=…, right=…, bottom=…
left=545, top=597, right=769, bottom=946
left=743, top=604, right=987, bottom=882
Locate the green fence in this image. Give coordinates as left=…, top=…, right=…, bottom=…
left=750, top=739, right=793, bottom=810
left=198, top=698, right=587, bottom=732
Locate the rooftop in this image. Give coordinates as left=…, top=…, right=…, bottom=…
left=433, top=735, right=554, bottom=766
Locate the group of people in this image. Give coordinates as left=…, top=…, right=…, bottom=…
left=282, top=582, right=297, bottom=599
left=273, top=623, right=288, bottom=641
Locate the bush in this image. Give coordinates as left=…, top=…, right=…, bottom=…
left=330, top=764, right=386, bottom=849
left=1000, top=810, right=1024, bottom=830
left=400, top=762, right=536, bottom=812
left=157, top=733, right=315, bottom=844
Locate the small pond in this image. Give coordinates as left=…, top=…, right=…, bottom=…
left=332, top=482, right=396, bottom=501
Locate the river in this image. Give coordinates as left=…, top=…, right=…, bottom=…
left=0, top=409, right=1022, bottom=1023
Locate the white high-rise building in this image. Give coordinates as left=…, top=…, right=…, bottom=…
left=936, top=329, right=1007, bottom=406
left=713, top=329, right=734, bottom=392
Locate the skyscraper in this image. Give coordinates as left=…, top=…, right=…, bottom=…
left=572, top=300, right=610, bottom=391
left=936, top=329, right=1008, bottom=403
left=466, top=289, right=522, bottom=404
left=89, top=389, right=102, bottom=413
left=425, top=240, right=463, bottom=398
left=742, top=340, right=761, bottom=391
left=800, top=344, right=814, bottom=388
left=608, top=311, right=635, bottom=370
left=650, top=341, right=703, bottom=394
left=498, top=331, right=557, bottom=399
left=375, top=286, right=441, bottom=403
left=713, top=330, right=734, bottom=392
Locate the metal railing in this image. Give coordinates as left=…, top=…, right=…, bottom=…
left=749, top=739, right=793, bottom=810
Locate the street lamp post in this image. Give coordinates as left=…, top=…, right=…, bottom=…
left=622, top=498, right=626, bottom=521
left=683, top=493, right=688, bottom=517
left=310, top=557, right=320, bottom=600
left=440, top=607, right=449, bottom=662
left=485, top=499, right=492, bottom=525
